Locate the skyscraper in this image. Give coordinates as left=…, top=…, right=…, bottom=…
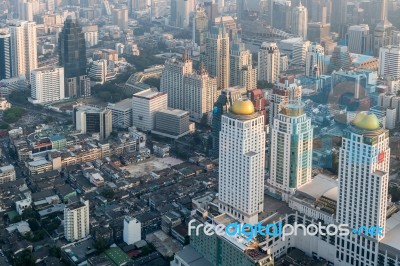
left=305, top=42, right=325, bottom=77
left=329, top=45, right=351, bottom=72
left=269, top=103, right=313, bottom=201
left=184, top=64, right=219, bottom=123
left=112, top=8, right=128, bottom=30
left=379, top=45, right=400, bottom=80
left=0, top=29, right=12, bottom=80
left=336, top=112, right=390, bottom=264
left=272, top=0, right=291, bottom=32
left=331, top=0, right=347, bottom=34
left=59, top=16, right=90, bottom=98
left=30, top=67, right=65, bottom=104
left=192, top=8, right=208, bottom=52
left=218, top=99, right=265, bottom=224
left=64, top=199, right=90, bottom=242
left=239, top=65, right=257, bottom=90
left=291, top=1, right=308, bottom=40
left=9, top=20, right=37, bottom=80
left=258, top=42, right=280, bottom=83
left=160, top=52, right=193, bottom=109
left=229, top=37, right=252, bottom=87
left=170, top=0, right=195, bottom=29
left=204, top=23, right=230, bottom=89
left=373, top=0, right=393, bottom=56
left=347, top=24, right=372, bottom=55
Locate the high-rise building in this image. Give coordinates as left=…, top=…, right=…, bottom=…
left=160, top=52, right=193, bottom=110
left=308, top=0, right=331, bottom=24
left=347, top=24, right=372, bottom=55
left=150, top=0, right=169, bottom=19
left=248, top=88, right=266, bottom=125
left=17, top=0, right=33, bottom=21
left=305, top=42, right=325, bottom=77
left=170, top=0, right=195, bottom=29
left=0, top=29, right=12, bottom=80
left=128, top=0, right=147, bottom=14
left=203, top=1, right=218, bottom=27
left=184, top=64, right=219, bottom=123
left=9, top=20, right=37, bottom=80
left=291, top=1, right=308, bottom=40
left=108, top=98, right=133, bottom=129
left=292, top=40, right=310, bottom=66
left=229, top=37, right=252, bottom=87
left=373, top=0, right=394, bottom=57
left=337, top=113, right=390, bottom=250
left=64, top=199, right=90, bottom=242
left=269, top=103, right=313, bottom=201
left=331, top=0, right=347, bottom=34
left=211, top=86, right=248, bottom=157
left=258, top=42, right=280, bottom=83
left=379, top=46, right=400, bottom=80
left=73, top=105, right=112, bottom=140
left=153, top=108, right=192, bottom=139
left=30, top=67, right=64, bottom=104
left=192, top=8, right=208, bottom=52
left=272, top=0, right=291, bottom=32
left=239, top=65, right=257, bottom=90
left=112, top=8, right=128, bottom=30
left=329, top=45, right=351, bottom=72
left=88, top=59, right=107, bottom=85
left=59, top=16, right=90, bottom=98
left=218, top=99, right=265, bottom=224
left=204, top=23, right=230, bottom=89
left=307, top=22, right=330, bottom=43
left=132, top=89, right=168, bottom=131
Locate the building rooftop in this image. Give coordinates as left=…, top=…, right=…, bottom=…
left=352, top=112, right=380, bottom=131
left=0, top=164, right=14, bottom=174
left=133, top=89, right=165, bottom=100
left=157, top=108, right=188, bottom=117
left=296, top=174, right=338, bottom=201
left=175, top=245, right=213, bottom=266
left=231, top=99, right=255, bottom=115
left=108, top=98, right=132, bottom=112
left=381, top=211, right=400, bottom=253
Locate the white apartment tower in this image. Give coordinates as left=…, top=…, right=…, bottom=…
left=9, top=20, right=37, bottom=80
left=132, top=89, right=168, bottom=131
left=205, top=23, right=230, bottom=89
left=347, top=24, right=372, bottom=55
left=240, top=65, right=257, bottom=90
left=305, top=42, right=325, bottom=77
left=269, top=103, right=313, bottom=201
left=336, top=112, right=390, bottom=265
left=64, top=199, right=90, bottom=242
left=218, top=99, right=265, bottom=224
left=258, top=42, right=280, bottom=83
left=184, top=64, right=219, bottom=123
left=160, top=52, right=193, bottom=109
left=30, top=67, right=65, bottom=104
left=230, top=37, right=252, bottom=87
left=123, top=216, right=141, bottom=245
left=291, top=1, right=308, bottom=40
left=379, top=45, right=400, bottom=80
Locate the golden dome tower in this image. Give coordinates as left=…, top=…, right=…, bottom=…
left=231, top=99, right=255, bottom=115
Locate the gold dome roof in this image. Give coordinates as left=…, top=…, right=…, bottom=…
left=352, top=112, right=380, bottom=131
left=231, top=99, right=255, bottom=115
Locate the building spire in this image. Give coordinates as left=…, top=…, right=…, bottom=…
left=182, top=49, right=190, bottom=62
left=199, top=61, right=208, bottom=75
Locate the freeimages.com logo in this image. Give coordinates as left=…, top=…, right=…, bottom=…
left=188, top=220, right=384, bottom=241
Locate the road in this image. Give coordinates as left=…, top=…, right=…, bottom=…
left=9, top=101, right=71, bottom=121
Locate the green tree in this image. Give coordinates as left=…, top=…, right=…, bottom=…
left=389, top=186, right=400, bottom=202
left=3, top=107, right=26, bottom=123
left=13, top=250, right=35, bottom=266
left=49, top=246, right=62, bottom=258
left=143, top=77, right=160, bottom=90
left=0, top=121, right=10, bottom=130
left=101, top=188, right=115, bottom=199
left=94, top=237, right=109, bottom=254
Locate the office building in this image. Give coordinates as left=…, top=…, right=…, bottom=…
left=153, top=108, right=192, bottom=139
left=292, top=40, right=310, bottom=66
left=160, top=52, right=193, bottom=109
left=229, top=37, right=252, bottom=87
left=258, top=42, right=280, bottom=83
left=379, top=46, right=400, bottom=80
left=0, top=165, right=16, bottom=184
left=123, top=216, right=141, bottom=245
left=0, top=29, right=12, bottom=80
left=82, top=25, right=99, bottom=48
left=203, top=1, right=218, bottom=26
left=305, top=43, right=325, bottom=77
left=308, top=0, right=331, bottom=25
left=336, top=112, right=389, bottom=264
left=193, top=8, right=208, bottom=52
left=132, top=89, right=168, bottom=131
left=9, top=20, right=37, bottom=80
left=269, top=75, right=302, bottom=126
left=64, top=199, right=90, bottom=242
left=218, top=99, right=265, bottom=224
left=269, top=103, right=313, bottom=201
left=329, top=45, right=351, bottom=72
left=214, top=16, right=238, bottom=42
left=347, top=24, right=372, bottom=55
left=240, top=65, right=257, bottom=90
left=17, top=0, right=33, bottom=21
left=184, top=65, right=218, bottom=123
left=128, top=0, right=147, bottom=14
left=373, top=0, right=393, bottom=57
left=211, top=86, right=248, bottom=157
left=150, top=0, right=169, bottom=19
left=73, top=105, right=112, bottom=140
left=88, top=59, right=107, bottom=85
left=307, top=22, right=330, bottom=43
left=112, top=8, right=128, bottom=30
left=204, top=23, right=230, bottom=89
left=30, top=67, right=65, bottom=104
left=272, top=0, right=291, bottom=32
left=331, top=0, right=347, bottom=34
left=108, top=98, right=133, bottom=129
left=291, top=1, right=308, bottom=40
left=59, top=16, right=90, bottom=98
left=170, top=0, right=195, bottom=29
